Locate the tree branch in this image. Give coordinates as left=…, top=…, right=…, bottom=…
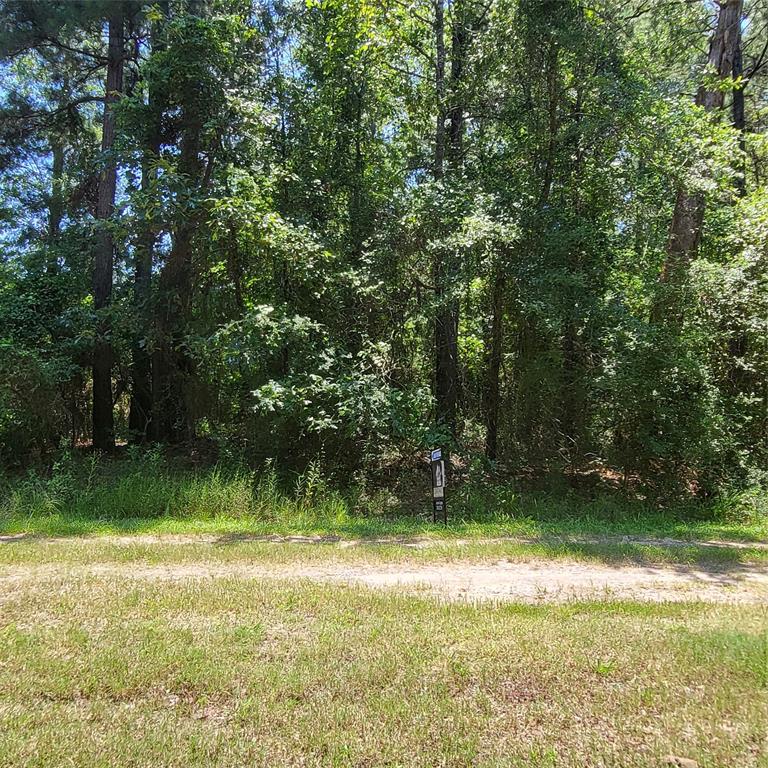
left=7, top=95, right=105, bottom=125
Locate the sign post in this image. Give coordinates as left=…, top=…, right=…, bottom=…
left=430, top=448, right=447, bottom=524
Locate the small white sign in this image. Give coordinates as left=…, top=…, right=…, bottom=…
left=433, top=460, right=444, bottom=488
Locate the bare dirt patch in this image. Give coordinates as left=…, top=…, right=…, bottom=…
left=317, top=559, right=768, bottom=603
left=3, top=532, right=767, bottom=603
left=3, top=557, right=767, bottom=604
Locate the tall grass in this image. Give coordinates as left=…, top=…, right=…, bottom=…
left=0, top=455, right=356, bottom=528
left=1, top=451, right=766, bottom=540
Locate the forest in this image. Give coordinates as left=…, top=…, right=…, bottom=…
left=1, top=0, right=767, bottom=507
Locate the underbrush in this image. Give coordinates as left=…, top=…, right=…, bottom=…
left=1, top=450, right=766, bottom=540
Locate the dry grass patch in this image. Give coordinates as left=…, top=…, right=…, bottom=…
left=0, top=561, right=766, bottom=767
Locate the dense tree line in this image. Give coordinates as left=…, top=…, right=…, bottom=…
left=1, top=0, right=767, bottom=497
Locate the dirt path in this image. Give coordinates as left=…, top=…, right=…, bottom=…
left=3, top=557, right=767, bottom=604
left=305, top=559, right=768, bottom=604
left=3, top=532, right=767, bottom=603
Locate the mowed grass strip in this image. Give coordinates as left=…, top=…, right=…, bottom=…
left=3, top=506, right=766, bottom=547
left=0, top=569, right=766, bottom=767
left=1, top=534, right=767, bottom=569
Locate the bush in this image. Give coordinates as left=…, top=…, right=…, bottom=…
left=0, top=345, right=70, bottom=464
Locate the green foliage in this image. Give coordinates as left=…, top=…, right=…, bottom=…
left=596, top=320, right=727, bottom=496
left=0, top=344, right=70, bottom=464
left=1, top=0, right=767, bottom=504
left=198, top=304, right=432, bottom=463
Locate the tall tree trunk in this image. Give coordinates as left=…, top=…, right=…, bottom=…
left=560, top=319, right=582, bottom=481
left=733, top=22, right=746, bottom=197
left=561, top=84, right=587, bottom=475
left=152, top=0, right=208, bottom=444
left=447, top=3, right=465, bottom=166
left=92, top=6, right=124, bottom=451
left=128, top=113, right=160, bottom=443
left=128, top=7, right=167, bottom=444
left=432, top=0, right=461, bottom=444
left=433, top=0, right=446, bottom=183
left=484, top=270, right=504, bottom=460
left=154, top=120, right=204, bottom=443
left=723, top=21, right=753, bottom=403
left=349, top=79, right=366, bottom=262
left=659, top=0, right=742, bottom=290
left=538, top=43, right=558, bottom=208
left=128, top=225, right=155, bottom=443
left=154, top=225, right=198, bottom=443
left=513, top=32, right=558, bottom=464
left=514, top=315, right=540, bottom=460
left=341, top=75, right=368, bottom=356
left=273, top=44, right=291, bottom=378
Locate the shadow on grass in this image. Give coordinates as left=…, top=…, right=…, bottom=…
left=2, top=516, right=765, bottom=572
left=496, top=538, right=767, bottom=575
left=2, top=506, right=766, bottom=539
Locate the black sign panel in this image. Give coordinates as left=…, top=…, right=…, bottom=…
left=430, top=448, right=447, bottom=523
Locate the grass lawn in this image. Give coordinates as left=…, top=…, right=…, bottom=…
left=1, top=538, right=767, bottom=767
